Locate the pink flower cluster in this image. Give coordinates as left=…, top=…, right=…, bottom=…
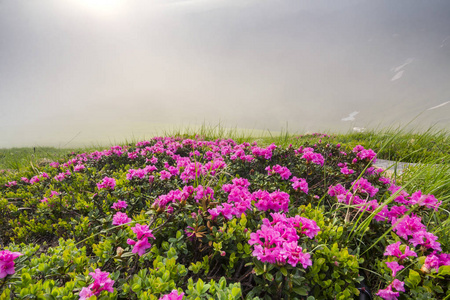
left=383, top=242, right=417, bottom=261
left=126, top=165, right=157, bottom=180
left=0, top=250, right=23, bottom=278
left=338, top=163, right=354, bottom=175
left=251, top=143, right=277, bottom=160
left=352, top=178, right=379, bottom=197
left=376, top=279, right=404, bottom=300
left=127, top=224, right=155, bottom=256
left=29, top=173, right=49, bottom=184
left=112, top=212, right=131, bottom=226
left=248, top=213, right=319, bottom=268
left=96, top=177, right=116, bottom=190
left=253, top=190, right=290, bottom=212
left=159, top=290, right=184, bottom=300
left=153, top=186, right=195, bottom=210
left=297, top=147, right=325, bottom=166
left=40, top=190, right=59, bottom=203
left=79, top=269, right=114, bottom=299
left=54, top=170, right=71, bottom=182
left=74, top=164, right=85, bottom=172
left=421, top=252, right=450, bottom=272
left=265, top=165, right=292, bottom=180
left=209, top=178, right=252, bottom=220
left=352, top=145, right=377, bottom=162
left=4, top=181, right=17, bottom=187
left=291, top=177, right=309, bottom=194
left=111, top=200, right=128, bottom=210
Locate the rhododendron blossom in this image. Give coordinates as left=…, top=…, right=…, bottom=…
left=159, top=290, right=185, bottom=300
left=0, top=250, right=23, bottom=278
left=111, top=200, right=128, bottom=210
left=248, top=213, right=318, bottom=268
left=408, top=190, right=441, bottom=210
left=377, top=279, right=405, bottom=300
left=112, top=212, right=131, bottom=226
left=391, top=215, right=426, bottom=239
left=127, top=224, right=155, bottom=256
left=291, top=177, right=308, bottom=194
left=409, top=230, right=441, bottom=251
left=79, top=269, right=114, bottom=299
left=265, top=165, right=292, bottom=180
left=253, top=190, right=290, bottom=212
left=97, top=177, right=116, bottom=190
left=385, top=261, right=404, bottom=277
left=383, top=242, right=417, bottom=260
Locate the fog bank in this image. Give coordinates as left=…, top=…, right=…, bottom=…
left=1, top=0, right=449, bottom=147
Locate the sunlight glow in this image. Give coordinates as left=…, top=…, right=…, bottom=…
left=71, top=0, right=126, bottom=16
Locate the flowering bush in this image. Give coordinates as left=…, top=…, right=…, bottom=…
left=0, top=137, right=448, bottom=299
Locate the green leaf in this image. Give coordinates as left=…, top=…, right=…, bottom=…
left=408, top=270, right=421, bottom=288
left=264, top=272, right=274, bottom=281
left=292, top=287, right=308, bottom=296
left=196, top=278, right=205, bottom=295
left=280, top=267, right=287, bottom=277
left=231, top=287, right=241, bottom=298
left=438, top=265, right=450, bottom=276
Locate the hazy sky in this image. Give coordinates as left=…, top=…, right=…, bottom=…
left=1, top=0, right=449, bottom=147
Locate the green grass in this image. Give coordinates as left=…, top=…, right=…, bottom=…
left=2, top=125, right=449, bottom=204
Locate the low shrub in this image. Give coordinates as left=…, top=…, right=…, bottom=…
left=0, top=136, right=448, bottom=299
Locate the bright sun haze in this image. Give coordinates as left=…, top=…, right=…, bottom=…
left=0, top=0, right=449, bottom=148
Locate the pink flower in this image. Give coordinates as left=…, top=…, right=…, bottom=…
left=87, top=269, right=114, bottom=295
left=352, top=145, right=364, bottom=153
left=392, top=215, right=426, bottom=239
left=266, top=165, right=292, bottom=180
left=376, top=286, right=399, bottom=300
left=340, top=166, right=354, bottom=175
left=385, top=261, right=404, bottom=277
left=159, top=290, right=185, bottom=300
left=291, top=177, right=308, bottom=194
left=0, top=250, right=23, bottom=278
left=383, top=242, right=417, bottom=260
left=351, top=178, right=379, bottom=197
left=131, top=224, right=155, bottom=240
left=128, top=237, right=152, bottom=256
left=357, top=149, right=377, bottom=162
left=391, top=279, right=405, bottom=292
left=160, top=170, right=172, bottom=180
left=112, top=212, right=131, bottom=226
left=74, top=164, right=85, bottom=172
left=96, top=177, right=116, bottom=190
left=376, top=279, right=405, bottom=300
left=5, top=181, right=17, bottom=187
left=289, top=216, right=320, bottom=239
left=248, top=213, right=318, bottom=268
left=253, top=190, right=290, bottom=212
left=111, top=200, right=128, bottom=210
left=79, top=287, right=94, bottom=300
left=379, top=177, right=391, bottom=185
left=408, top=191, right=441, bottom=210
left=301, top=150, right=324, bottom=166
left=423, top=253, right=440, bottom=272
left=282, top=241, right=312, bottom=268
left=409, top=230, right=441, bottom=251
left=30, top=175, right=40, bottom=184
